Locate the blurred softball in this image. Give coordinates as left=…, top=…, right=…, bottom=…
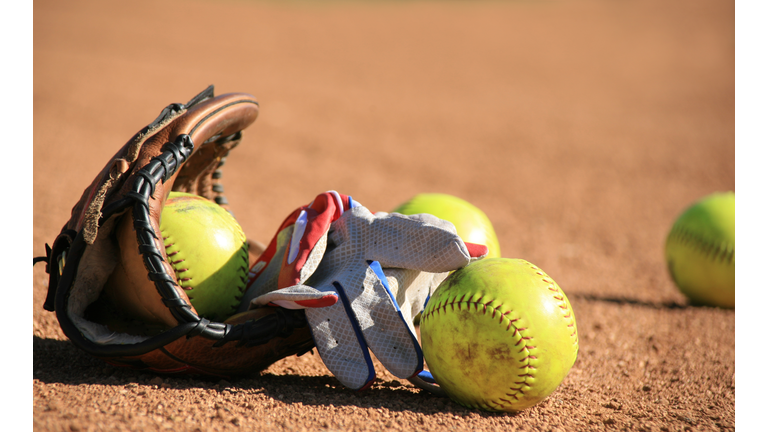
left=420, top=258, right=578, bottom=412
left=392, top=193, right=501, bottom=258
left=160, top=192, right=250, bottom=321
left=665, top=191, right=735, bottom=308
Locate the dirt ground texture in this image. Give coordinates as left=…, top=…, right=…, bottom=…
left=32, top=0, right=736, bottom=431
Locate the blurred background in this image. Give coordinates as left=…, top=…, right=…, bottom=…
left=34, top=0, right=734, bottom=306
left=29, top=1, right=747, bottom=429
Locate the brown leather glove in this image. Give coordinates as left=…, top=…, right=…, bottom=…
left=35, top=86, right=314, bottom=376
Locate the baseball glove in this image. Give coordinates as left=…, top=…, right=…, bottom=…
left=34, top=86, right=314, bottom=377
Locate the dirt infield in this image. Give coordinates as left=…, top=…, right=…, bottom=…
left=33, top=0, right=735, bottom=430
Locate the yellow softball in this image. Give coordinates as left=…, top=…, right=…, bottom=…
left=665, top=191, right=735, bottom=308
left=160, top=192, right=249, bottom=322
left=420, top=258, right=579, bottom=412
left=392, top=193, right=501, bottom=259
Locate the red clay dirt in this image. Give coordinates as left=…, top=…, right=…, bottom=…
left=33, top=1, right=735, bottom=431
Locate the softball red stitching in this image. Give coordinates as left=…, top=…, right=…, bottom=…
left=529, top=263, right=579, bottom=347
left=422, top=294, right=535, bottom=406
left=228, top=222, right=250, bottom=313
left=422, top=262, right=577, bottom=410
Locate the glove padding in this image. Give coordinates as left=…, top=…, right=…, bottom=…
left=35, top=86, right=314, bottom=376
left=240, top=191, right=488, bottom=389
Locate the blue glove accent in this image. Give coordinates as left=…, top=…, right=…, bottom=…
left=417, top=370, right=437, bottom=384
left=347, top=195, right=361, bottom=209
left=333, top=281, right=376, bottom=390
left=367, top=260, right=424, bottom=375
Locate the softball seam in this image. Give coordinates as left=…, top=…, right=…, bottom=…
left=423, top=294, right=534, bottom=410
left=223, top=209, right=251, bottom=311
left=232, top=240, right=250, bottom=310
left=163, top=236, right=194, bottom=293
left=666, top=224, right=735, bottom=265
left=422, top=263, right=577, bottom=411
left=161, top=210, right=250, bottom=316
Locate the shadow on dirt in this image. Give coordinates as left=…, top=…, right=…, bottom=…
left=33, top=336, right=511, bottom=417
left=241, top=372, right=518, bottom=417
left=33, top=336, right=106, bottom=384
left=569, top=293, right=688, bottom=309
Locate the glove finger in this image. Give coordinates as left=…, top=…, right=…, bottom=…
left=333, top=207, right=473, bottom=272
left=391, top=211, right=457, bottom=232
left=383, top=268, right=448, bottom=325
left=354, top=261, right=423, bottom=379
left=386, top=212, right=489, bottom=260
left=248, top=285, right=339, bottom=310
left=305, top=292, right=376, bottom=390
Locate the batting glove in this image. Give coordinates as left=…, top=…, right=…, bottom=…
left=240, top=191, right=488, bottom=390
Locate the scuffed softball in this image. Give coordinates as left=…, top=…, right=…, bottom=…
left=420, top=258, right=578, bottom=412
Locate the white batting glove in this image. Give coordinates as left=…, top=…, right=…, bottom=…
left=239, top=191, right=487, bottom=390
